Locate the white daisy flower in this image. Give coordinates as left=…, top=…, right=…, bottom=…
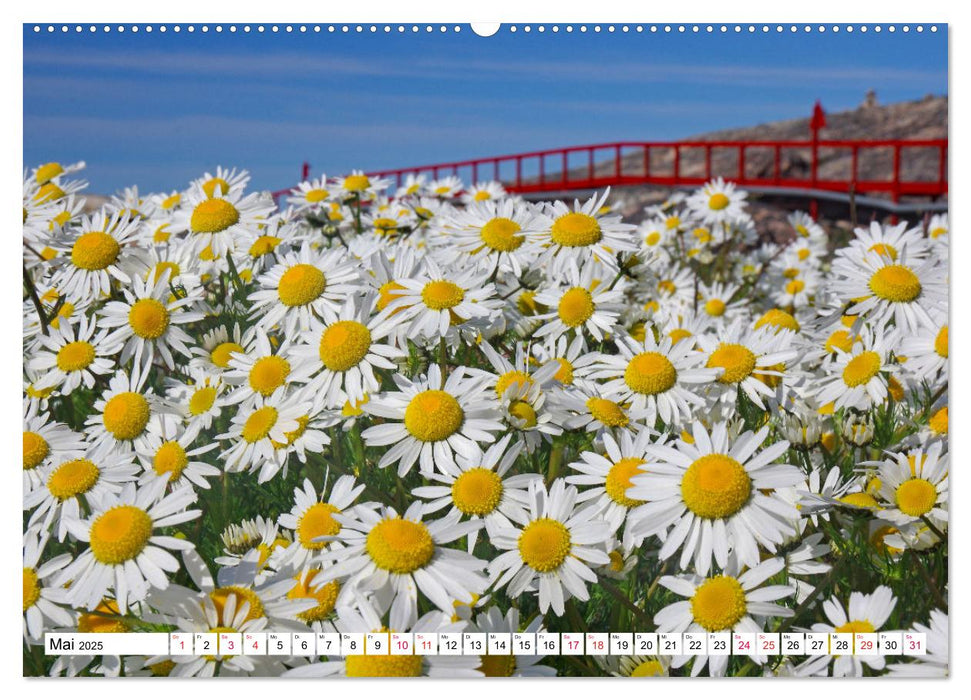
left=276, top=475, right=366, bottom=570
left=135, top=419, right=221, bottom=491
left=469, top=606, right=557, bottom=677
left=188, top=322, right=246, bottom=374
left=316, top=501, right=488, bottom=631
left=440, top=197, right=539, bottom=276
left=362, top=364, right=504, bottom=477
left=794, top=586, right=897, bottom=677
left=489, top=479, right=616, bottom=616
left=22, top=529, right=74, bottom=642
left=287, top=176, right=332, bottom=211
left=55, top=479, right=201, bottom=612
left=221, top=327, right=311, bottom=405
left=814, top=325, right=897, bottom=411
left=28, top=315, right=122, bottom=394
left=627, top=421, right=803, bottom=574
left=654, top=556, right=794, bottom=677
left=83, top=365, right=162, bottom=452
left=22, top=402, right=87, bottom=492
left=899, top=311, right=948, bottom=379
left=248, top=243, right=362, bottom=336
left=532, top=260, right=625, bottom=342
left=872, top=441, right=948, bottom=526
left=177, top=185, right=275, bottom=258
left=163, top=368, right=229, bottom=438
left=686, top=177, right=749, bottom=227
left=333, top=170, right=391, bottom=200
left=887, top=609, right=948, bottom=677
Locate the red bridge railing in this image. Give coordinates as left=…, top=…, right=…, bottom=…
left=274, top=138, right=948, bottom=208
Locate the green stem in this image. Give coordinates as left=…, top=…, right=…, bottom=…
left=23, top=264, right=49, bottom=335
left=599, top=578, right=653, bottom=627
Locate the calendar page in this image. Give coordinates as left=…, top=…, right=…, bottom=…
left=21, top=15, right=948, bottom=681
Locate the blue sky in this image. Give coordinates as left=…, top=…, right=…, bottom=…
left=23, top=25, right=947, bottom=194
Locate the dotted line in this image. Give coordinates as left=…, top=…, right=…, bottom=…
left=31, top=24, right=941, bottom=35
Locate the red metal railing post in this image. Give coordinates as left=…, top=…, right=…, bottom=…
left=615, top=145, right=621, bottom=179
left=588, top=148, right=594, bottom=182
left=516, top=157, right=522, bottom=188
left=773, top=145, right=780, bottom=184
left=738, top=145, right=746, bottom=181
left=673, top=145, right=681, bottom=180
left=705, top=145, right=712, bottom=181
left=643, top=145, right=650, bottom=179
left=562, top=150, right=568, bottom=185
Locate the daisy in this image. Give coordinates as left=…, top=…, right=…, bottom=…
left=830, top=247, right=946, bottom=333
left=333, top=170, right=391, bottom=200
left=22, top=402, right=86, bottom=492
left=84, top=365, right=162, bottom=452
left=395, top=173, right=427, bottom=198
left=470, top=606, right=557, bottom=677
left=926, top=213, right=948, bottom=248
left=794, top=586, right=897, bottom=677
left=188, top=322, right=245, bottom=374
left=686, top=177, right=749, bottom=228
left=49, top=209, right=143, bottom=303
left=287, top=176, right=332, bottom=211
left=99, top=273, right=205, bottom=370
left=627, top=421, right=803, bottom=574
left=276, top=475, right=366, bottom=570
left=653, top=556, right=794, bottom=677
left=887, top=609, right=948, bottom=677
left=788, top=210, right=826, bottom=242
left=218, top=387, right=314, bottom=478
left=282, top=599, right=481, bottom=678
left=461, top=180, right=507, bottom=204
left=361, top=364, right=504, bottom=477
left=248, top=243, right=362, bottom=336
left=697, top=281, right=745, bottom=322
left=217, top=515, right=292, bottom=574
left=840, top=220, right=930, bottom=263
left=872, top=441, right=948, bottom=526
left=381, top=258, right=501, bottom=342
left=32, top=159, right=86, bottom=186
left=531, top=334, right=592, bottom=387
left=316, top=501, right=488, bottom=631
left=554, top=381, right=650, bottom=438
left=135, top=419, right=221, bottom=491
left=22, top=529, right=74, bottom=642
left=441, top=197, right=539, bottom=276
left=177, top=185, right=275, bottom=258
left=193, top=166, right=251, bottom=198
left=55, top=479, right=200, bottom=613
left=587, top=332, right=720, bottom=427
left=429, top=175, right=463, bottom=199
left=566, top=428, right=659, bottom=548
left=899, top=311, right=948, bottom=379
left=489, top=478, right=616, bottom=615
left=531, top=189, right=637, bottom=274
left=697, top=320, right=799, bottom=410
left=814, top=325, right=897, bottom=411
left=163, top=368, right=229, bottom=437
left=221, top=327, right=310, bottom=405
left=602, top=654, right=671, bottom=677
left=292, top=295, right=403, bottom=408
left=412, top=434, right=537, bottom=551
left=532, top=260, right=626, bottom=341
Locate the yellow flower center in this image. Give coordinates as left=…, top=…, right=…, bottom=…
left=586, top=397, right=629, bottom=428
left=78, top=600, right=128, bottom=633
left=161, top=193, right=181, bottom=209
left=153, top=441, right=188, bottom=481
left=480, top=217, right=524, bottom=252
left=23, top=431, right=50, bottom=470
left=495, top=370, right=532, bottom=398
left=191, top=198, right=240, bottom=233
left=605, top=457, right=647, bottom=507
left=372, top=218, right=398, bottom=236
left=318, top=320, right=372, bottom=371
left=930, top=406, right=948, bottom=435
left=366, top=517, right=435, bottom=573
left=288, top=569, right=340, bottom=622
left=479, top=655, right=517, bottom=677
left=935, top=325, right=948, bottom=358
left=421, top=280, right=465, bottom=310
left=377, top=281, right=407, bottom=312
left=404, top=390, right=464, bottom=442
left=785, top=279, right=806, bottom=296
left=103, top=392, right=150, bottom=440
left=549, top=357, right=574, bottom=385
left=630, top=660, right=666, bottom=677
left=895, top=478, right=937, bottom=517
left=189, top=386, right=217, bottom=415
left=150, top=262, right=181, bottom=285
left=210, top=585, right=264, bottom=622
left=624, top=352, right=677, bottom=395
left=248, top=356, right=290, bottom=395
left=869, top=265, right=922, bottom=303
left=35, top=162, right=64, bottom=185
left=35, top=182, right=65, bottom=203
left=665, top=216, right=681, bottom=230
left=346, top=653, right=423, bottom=677
left=211, top=341, right=244, bottom=368
left=342, top=174, right=370, bottom=192
left=704, top=298, right=727, bottom=317
left=550, top=212, right=602, bottom=247
left=708, top=193, right=730, bottom=211
left=474, top=190, right=492, bottom=201
left=277, top=264, right=327, bottom=307
left=518, top=518, right=571, bottom=572
left=608, top=550, right=625, bottom=572
left=242, top=406, right=278, bottom=443
left=148, top=660, right=176, bottom=676
left=249, top=235, right=281, bottom=257
left=755, top=308, right=800, bottom=333
left=669, top=328, right=693, bottom=344
left=128, top=298, right=170, bottom=339
left=707, top=343, right=756, bottom=384
left=869, top=242, right=898, bottom=260
left=451, top=468, right=504, bottom=516
left=71, top=231, right=120, bottom=271
left=304, top=188, right=328, bottom=203
left=297, top=503, right=342, bottom=550
left=90, top=505, right=153, bottom=565
left=681, top=454, right=751, bottom=519
left=843, top=351, right=881, bottom=387
left=825, top=330, right=854, bottom=354
left=645, top=231, right=662, bottom=246
left=23, top=568, right=41, bottom=611
left=838, top=492, right=880, bottom=509
left=509, top=399, right=538, bottom=428
left=558, top=287, right=595, bottom=327
left=202, top=177, right=230, bottom=198
left=690, top=575, right=747, bottom=631
left=835, top=620, right=875, bottom=634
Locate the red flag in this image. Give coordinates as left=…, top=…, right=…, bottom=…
left=810, top=101, right=827, bottom=133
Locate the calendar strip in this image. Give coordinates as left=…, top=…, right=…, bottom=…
left=44, top=631, right=927, bottom=658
